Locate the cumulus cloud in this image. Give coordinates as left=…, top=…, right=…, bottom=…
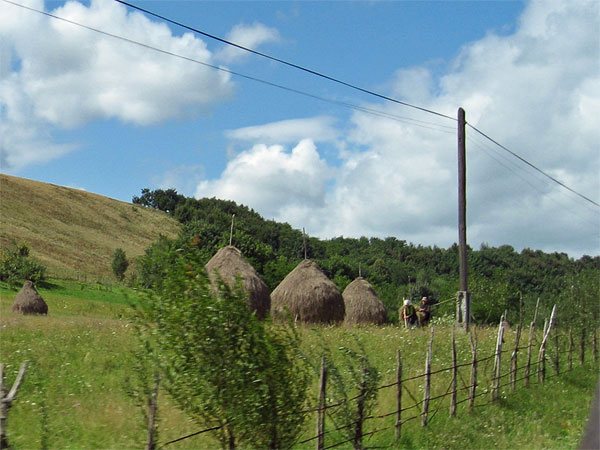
left=0, top=0, right=233, bottom=168
left=195, top=139, right=332, bottom=220
left=196, top=0, right=599, bottom=257
left=215, top=22, right=280, bottom=64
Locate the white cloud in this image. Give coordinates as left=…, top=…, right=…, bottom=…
left=0, top=0, right=234, bottom=168
left=196, top=0, right=599, bottom=257
left=225, top=116, right=339, bottom=145
left=215, top=22, right=280, bottom=64
left=195, top=139, right=332, bottom=220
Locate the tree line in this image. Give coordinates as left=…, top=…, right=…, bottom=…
left=133, top=188, right=599, bottom=327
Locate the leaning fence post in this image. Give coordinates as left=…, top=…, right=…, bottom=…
left=422, top=327, right=434, bottom=427
left=568, top=328, right=574, bottom=371
left=580, top=328, right=586, bottom=366
left=353, top=365, right=367, bottom=450
left=395, top=350, right=402, bottom=442
left=491, top=314, right=505, bottom=402
left=317, top=356, right=327, bottom=450
left=0, top=361, right=29, bottom=450
left=450, top=326, right=457, bottom=417
left=537, top=305, right=557, bottom=384
left=525, top=298, right=540, bottom=387
left=469, top=327, right=477, bottom=412
left=511, top=295, right=524, bottom=392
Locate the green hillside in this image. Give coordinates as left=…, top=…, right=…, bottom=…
left=0, top=174, right=179, bottom=280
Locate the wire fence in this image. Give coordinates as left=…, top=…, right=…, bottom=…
left=161, top=307, right=598, bottom=449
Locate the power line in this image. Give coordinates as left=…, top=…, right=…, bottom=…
left=114, top=0, right=456, bottom=122
left=2, top=0, right=453, bottom=134
left=467, top=123, right=600, bottom=209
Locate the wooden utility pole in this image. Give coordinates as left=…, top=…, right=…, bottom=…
left=457, top=107, right=470, bottom=330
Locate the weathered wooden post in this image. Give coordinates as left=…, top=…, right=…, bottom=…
left=525, top=298, right=540, bottom=387
left=568, top=328, right=574, bottom=371
left=537, top=305, right=557, bottom=384
left=594, top=328, right=598, bottom=363
left=491, top=315, right=505, bottom=401
left=0, top=361, right=29, bottom=450
left=450, top=326, right=457, bottom=417
left=580, top=328, right=586, bottom=366
left=422, top=327, right=434, bottom=427
left=553, top=333, right=560, bottom=376
left=469, top=328, right=477, bottom=412
left=457, top=107, right=470, bottom=331
left=511, top=295, right=524, bottom=392
left=317, top=356, right=327, bottom=450
left=353, top=366, right=367, bottom=450
left=145, top=372, right=160, bottom=450
left=395, top=350, right=402, bottom=442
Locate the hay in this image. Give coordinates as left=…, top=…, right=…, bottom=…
left=271, top=259, right=345, bottom=324
left=205, top=245, right=271, bottom=319
left=12, top=280, right=48, bottom=315
left=342, top=277, right=387, bottom=325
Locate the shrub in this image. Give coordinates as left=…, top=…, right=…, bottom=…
left=111, top=248, right=129, bottom=281
left=0, top=241, right=46, bottom=287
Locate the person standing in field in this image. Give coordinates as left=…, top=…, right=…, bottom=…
left=399, top=299, right=417, bottom=328
left=417, top=296, right=432, bottom=327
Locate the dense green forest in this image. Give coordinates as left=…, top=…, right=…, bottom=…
left=132, top=188, right=599, bottom=327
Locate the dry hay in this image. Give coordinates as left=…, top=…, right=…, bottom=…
left=271, top=259, right=345, bottom=324
left=12, top=280, right=48, bottom=315
left=342, top=277, right=387, bottom=325
left=205, top=245, right=271, bottom=319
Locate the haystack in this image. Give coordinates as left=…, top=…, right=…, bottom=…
left=12, top=280, right=48, bottom=315
left=342, top=277, right=387, bottom=325
left=271, top=259, right=345, bottom=324
left=205, top=245, right=271, bottom=319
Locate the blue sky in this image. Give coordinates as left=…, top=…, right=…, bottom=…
left=1, top=0, right=599, bottom=258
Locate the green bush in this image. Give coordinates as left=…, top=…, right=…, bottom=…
left=111, top=248, right=129, bottom=281
left=0, top=241, right=46, bottom=287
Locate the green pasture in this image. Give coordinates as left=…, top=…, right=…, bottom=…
left=0, top=280, right=597, bottom=449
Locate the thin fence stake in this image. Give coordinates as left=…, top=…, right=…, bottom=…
left=145, top=372, right=159, bottom=450
left=553, top=333, right=560, bottom=376
left=395, top=350, right=402, bottom=442
left=580, top=328, right=586, bottom=366
left=537, top=305, right=557, bottom=384
left=511, top=295, right=524, bottom=392
left=469, top=327, right=477, bottom=412
left=525, top=299, right=540, bottom=387
left=491, top=314, right=505, bottom=402
left=317, top=356, right=327, bottom=450
left=594, top=327, right=598, bottom=363
left=568, top=328, right=574, bottom=370
left=0, top=361, right=29, bottom=450
left=422, top=327, right=434, bottom=427
left=353, top=366, right=367, bottom=450
left=450, top=326, right=457, bottom=417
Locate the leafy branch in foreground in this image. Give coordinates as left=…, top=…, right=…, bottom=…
left=132, top=245, right=310, bottom=449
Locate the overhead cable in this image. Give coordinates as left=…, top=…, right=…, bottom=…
left=114, top=0, right=456, bottom=122
left=2, top=0, right=453, bottom=133
left=467, top=123, right=600, bottom=208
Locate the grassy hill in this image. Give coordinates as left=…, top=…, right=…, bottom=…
left=0, top=174, right=180, bottom=280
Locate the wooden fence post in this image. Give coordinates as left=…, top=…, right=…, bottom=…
left=511, top=295, right=524, bottom=392
left=580, top=328, right=586, bottom=366
left=491, top=314, right=505, bottom=402
left=553, top=333, right=560, bottom=376
left=353, top=366, right=367, bottom=450
left=537, top=305, right=557, bottom=384
left=317, top=356, right=327, bottom=450
left=568, top=329, right=574, bottom=371
left=0, top=361, right=29, bottom=450
left=469, top=327, right=477, bottom=412
left=395, top=350, right=402, bottom=442
left=525, top=298, right=540, bottom=387
left=145, top=372, right=160, bottom=450
left=450, top=326, right=457, bottom=417
left=422, top=327, right=434, bottom=427
left=594, top=328, right=598, bottom=363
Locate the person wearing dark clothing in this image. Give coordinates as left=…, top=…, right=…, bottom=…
left=417, top=296, right=432, bottom=327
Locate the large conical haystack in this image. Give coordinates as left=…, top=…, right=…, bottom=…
left=342, top=277, right=387, bottom=325
left=205, top=245, right=271, bottom=319
left=12, top=280, right=48, bottom=315
left=271, top=259, right=345, bottom=324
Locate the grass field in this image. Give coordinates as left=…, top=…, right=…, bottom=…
left=0, top=280, right=597, bottom=449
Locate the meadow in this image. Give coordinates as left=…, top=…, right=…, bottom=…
left=0, top=280, right=597, bottom=449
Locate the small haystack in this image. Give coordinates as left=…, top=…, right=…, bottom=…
left=342, top=277, right=387, bottom=325
left=12, top=280, right=48, bottom=315
left=271, top=259, right=345, bottom=324
left=205, top=245, right=271, bottom=319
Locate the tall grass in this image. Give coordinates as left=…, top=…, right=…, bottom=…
left=0, top=281, right=597, bottom=449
